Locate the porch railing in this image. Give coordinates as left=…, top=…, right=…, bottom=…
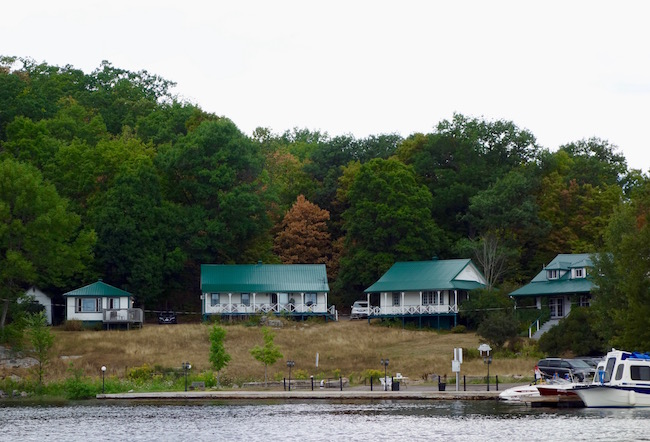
left=209, top=303, right=337, bottom=319
left=103, top=308, right=144, bottom=324
left=369, top=304, right=458, bottom=316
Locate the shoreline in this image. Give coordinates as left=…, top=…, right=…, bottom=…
left=96, top=388, right=504, bottom=401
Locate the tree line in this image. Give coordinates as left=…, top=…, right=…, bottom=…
left=1, top=56, right=648, bottom=351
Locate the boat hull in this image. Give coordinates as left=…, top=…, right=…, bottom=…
left=574, top=385, right=650, bottom=407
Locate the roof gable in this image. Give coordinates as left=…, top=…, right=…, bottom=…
left=63, top=280, right=132, bottom=298
left=201, top=264, right=330, bottom=293
left=365, top=259, right=487, bottom=293
left=510, top=253, right=596, bottom=297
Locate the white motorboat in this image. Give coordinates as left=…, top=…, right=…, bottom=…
left=573, top=348, right=650, bottom=407
left=499, top=383, right=540, bottom=402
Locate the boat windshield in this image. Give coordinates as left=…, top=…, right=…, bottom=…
left=604, top=357, right=617, bottom=382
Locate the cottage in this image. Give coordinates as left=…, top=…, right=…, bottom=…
left=63, top=279, right=143, bottom=329
left=509, top=253, right=595, bottom=338
left=21, top=287, right=53, bottom=325
left=200, top=263, right=337, bottom=321
left=364, top=258, right=487, bottom=329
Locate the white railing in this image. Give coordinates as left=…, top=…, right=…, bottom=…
left=369, top=304, right=458, bottom=316
left=103, top=308, right=143, bottom=324
left=209, top=302, right=336, bottom=317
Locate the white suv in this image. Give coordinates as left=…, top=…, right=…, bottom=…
left=350, top=301, right=369, bottom=319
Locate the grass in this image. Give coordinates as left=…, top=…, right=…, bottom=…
left=5, top=319, right=540, bottom=388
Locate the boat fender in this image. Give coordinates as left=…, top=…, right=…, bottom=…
left=629, top=390, right=636, bottom=406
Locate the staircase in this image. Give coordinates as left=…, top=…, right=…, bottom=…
left=531, top=319, right=560, bottom=340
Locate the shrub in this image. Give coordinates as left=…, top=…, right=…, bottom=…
left=128, top=364, right=154, bottom=382
left=64, top=364, right=97, bottom=399
left=477, top=311, right=519, bottom=348
left=61, top=320, right=83, bottom=331
left=451, top=325, right=466, bottom=334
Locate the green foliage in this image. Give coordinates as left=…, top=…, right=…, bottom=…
left=476, top=311, right=519, bottom=349
left=128, top=364, right=154, bottom=383
left=64, top=364, right=97, bottom=400
left=26, top=312, right=54, bottom=385
left=209, top=325, right=231, bottom=386
left=459, top=288, right=514, bottom=330
left=362, top=369, right=383, bottom=382
left=538, top=308, right=605, bottom=356
left=250, top=327, right=283, bottom=385
left=450, top=325, right=466, bottom=334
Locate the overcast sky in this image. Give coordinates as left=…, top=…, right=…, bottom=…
left=4, top=1, right=650, bottom=170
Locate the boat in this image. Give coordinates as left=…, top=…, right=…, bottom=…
left=499, top=383, right=540, bottom=402
left=572, top=348, right=650, bottom=407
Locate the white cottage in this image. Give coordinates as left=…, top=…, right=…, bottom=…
left=63, top=279, right=143, bottom=328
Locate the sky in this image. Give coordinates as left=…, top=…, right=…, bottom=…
left=4, top=1, right=650, bottom=171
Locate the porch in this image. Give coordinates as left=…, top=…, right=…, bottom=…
left=206, top=302, right=338, bottom=321
left=102, top=308, right=144, bottom=329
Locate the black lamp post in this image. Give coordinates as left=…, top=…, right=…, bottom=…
left=182, top=362, right=191, bottom=391
left=478, top=344, right=492, bottom=391
left=380, top=358, right=389, bottom=391
left=101, top=365, right=106, bottom=394
left=286, top=360, right=295, bottom=391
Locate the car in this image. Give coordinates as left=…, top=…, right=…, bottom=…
left=350, top=301, right=370, bottom=319
left=158, top=311, right=177, bottom=324
left=536, top=357, right=596, bottom=381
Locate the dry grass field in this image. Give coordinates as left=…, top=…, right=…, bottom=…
left=40, top=319, right=538, bottom=384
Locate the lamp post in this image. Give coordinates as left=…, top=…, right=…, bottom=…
left=478, top=344, right=492, bottom=391
left=101, top=366, right=106, bottom=394
left=182, top=362, right=191, bottom=392
left=380, top=358, right=389, bottom=391
left=286, top=360, right=295, bottom=391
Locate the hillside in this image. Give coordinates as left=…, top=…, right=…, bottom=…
left=5, top=320, right=538, bottom=385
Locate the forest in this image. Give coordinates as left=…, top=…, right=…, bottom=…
left=1, top=56, right=649, bottom=351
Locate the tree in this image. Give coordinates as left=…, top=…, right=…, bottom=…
left=337, top=158, right=442, bottom=300
left=476, top=311, right=519, bottom=349
left=591, top=179, right=650, bottom=350
left=537, top=307, right=604, bottom=356
left=274, top=195, right=331, bottom=265
left=249, top=326, right=283, bottom=386
left=26, top=311, right=54, bottom=386
left=209, top=324, right=231, bottom=387
left=0, top=158, right=95, bottom=332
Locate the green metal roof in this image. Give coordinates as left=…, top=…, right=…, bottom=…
left=63, top=280, right=132, bottom=298
left=201, top=264, right=329, bottom=293
left=364, top=259, right=486, bottom=293
left=510, top=253, right=596, bottom=297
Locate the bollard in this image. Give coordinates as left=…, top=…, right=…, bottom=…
left=311, top=376, right=314, bottom=391
left=283, top=378, right=286, bottom=391
left=463, top=375, right=466, bottom=391
left=370, top=377, right=373, bottom=391
left=496, top=375, right=499, bottom=391
left=340, top=377, right=343, bottom=391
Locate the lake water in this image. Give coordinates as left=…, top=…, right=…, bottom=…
left=2, top=400, right=650, bottom=441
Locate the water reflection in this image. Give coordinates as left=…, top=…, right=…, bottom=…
left=2, top=400, right=650, bottom=441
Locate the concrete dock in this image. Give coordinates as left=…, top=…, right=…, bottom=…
left=97, top=386, right=505, bottom=401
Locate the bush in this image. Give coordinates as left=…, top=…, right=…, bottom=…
left=538, top=307, right=605, bottom=356
left=128, top=364, right=154, bottom=383
left=64, top=364, right=97, bottom=399
left=477, top=311, right=519, bottom=349
left=451, top=325, right=466, bottom=334
left=61, top=320, right=83, bottom=331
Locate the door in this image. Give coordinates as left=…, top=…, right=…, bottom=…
left=549, top=297, right=564, bottom=319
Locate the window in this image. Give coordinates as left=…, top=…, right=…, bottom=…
left=76, top=298, right=100, bottom=313
left=631, top=365, right=650, bottom=381
left=108, top=298, right=120, bottom=309
left=210, top=293, right=220, bottom=307
left=241, top=293, right=250, bottom=306
left=422, top=291, right=434, bottom=305
left=305, top=293, right=317, bottom=306
left=579, top=295, right=591, bottom=307
left=392, top=292, right=400, bottom=306
left=615, top=364, right=625, bottom=381
left=547, top=270, right=559, bottom=280
left=574, top=268, right=585, bottom=278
